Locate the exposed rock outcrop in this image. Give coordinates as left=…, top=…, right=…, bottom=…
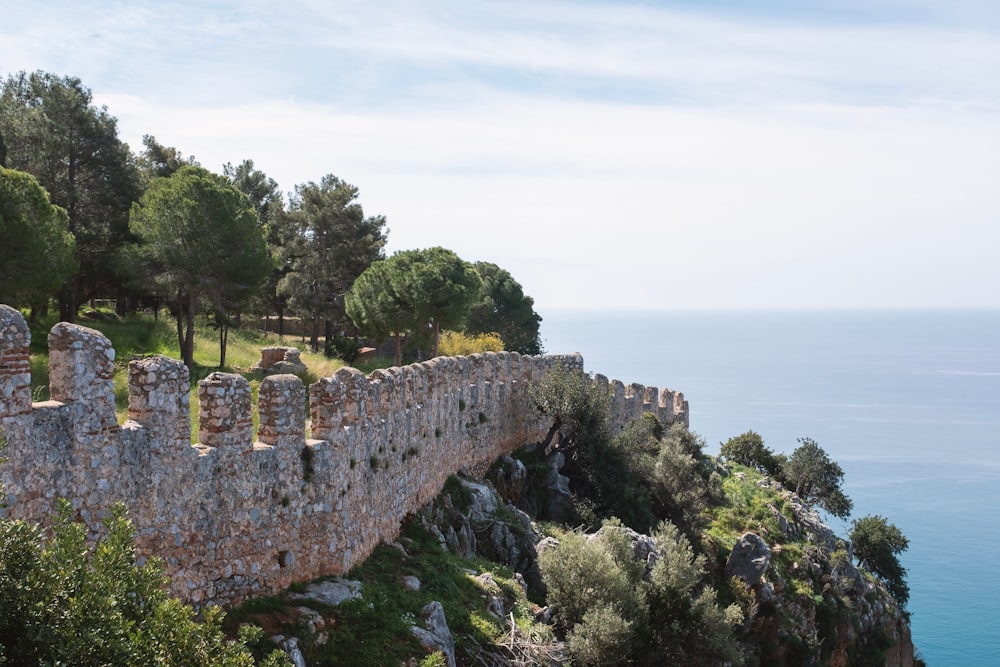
left=410, top=601, right=456, bottom=667
left=288, top=578, right=362, bottom=606
left=726, top=532, right=771, bottom=586
left=419, top=476, right=545, bottom=594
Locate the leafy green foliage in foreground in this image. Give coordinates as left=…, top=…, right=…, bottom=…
left=0, top=501, right=288, bottom=666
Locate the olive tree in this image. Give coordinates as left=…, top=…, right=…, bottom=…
left=850, top=514, right=910, bottom=606
left=782, top=437, right=853, bottom=518
left=538, top=520, right=742, bottom=665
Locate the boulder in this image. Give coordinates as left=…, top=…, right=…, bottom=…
left=460, top=478, right=499, bottom=523
left=544, top=451, right=575, bottom=521
left=769, top=503, right=796, bottom=539
left=410, top=601, right=456, bottom=667
left=288, top=577, right=362, bottom=606
left=783, top=493, right=837, bottom=551
left=444, top=520, right=476, bottom=559
left=489, top=455, right=530, bottom=507
left=726, top=532, right=771, bottom=585
left=273, top=636, right=306, bottom=667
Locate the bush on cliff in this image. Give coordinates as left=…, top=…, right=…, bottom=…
left=0, top=500, right=288, bottom=666
left=651, top=423, right=724, bottom=535
left=527, top=365, right=727, bottom=535
left=782, top=437, right=853, bottom=519
left=720, top=430, right=786, bottom=479
left=538, top=519, right=743, bottom=666
left=850, top=514, right=911, bottom=607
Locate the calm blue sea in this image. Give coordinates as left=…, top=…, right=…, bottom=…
left=541, top=310, right=1000, bottom=667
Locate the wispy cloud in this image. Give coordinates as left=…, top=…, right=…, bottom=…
left=3, top=1, right=1000, bottom=309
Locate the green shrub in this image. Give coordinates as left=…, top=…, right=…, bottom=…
left=324, top=334, right=360, bottom=363
left=567, top=604, right=634, bottom=666
left=850, top=515, right=910, bottom=607
left=0, top=501, right=288, bottom=665
left=538, top=520, right=741, bottom=666
left=652, top=424, right=723, bottom=534
left=720, top=430, right=785, bottom=478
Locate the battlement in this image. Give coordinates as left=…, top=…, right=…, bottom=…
left=0, top=304, right=687, bottom=605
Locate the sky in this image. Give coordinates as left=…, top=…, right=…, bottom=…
left=3, top=0, right=1000, bottom=312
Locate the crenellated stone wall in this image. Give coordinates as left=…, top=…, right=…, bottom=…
left=0, top=304, right=688, bottom=605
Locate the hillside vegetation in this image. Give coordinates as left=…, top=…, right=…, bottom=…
left=9, top=314, right=919, bottom=665
left=215, top=366, right=919, bottom=666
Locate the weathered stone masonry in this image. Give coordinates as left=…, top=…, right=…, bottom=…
left=0, top=304, right=688, bottom=605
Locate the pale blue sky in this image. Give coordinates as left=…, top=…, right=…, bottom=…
left=3, top=1, right=999, bottom=311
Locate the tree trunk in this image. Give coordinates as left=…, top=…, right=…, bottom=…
left=58, top=279, right=77, bottom=322
left=176, top=291, right=196, bottom=370
left=29, top=299, right=47, bottom=324
left=432, top=320, right=441, bottom=358
left=393, top=333, right=402, bottom=366
left=175, top=292, right=185, bottom=363
left=541, top=418, right=563, bottom=453
left=219, top=323, right=228, bottom=368
left=309, top=314, right=320, bottom=352
left=184, top=300, right=195, bottom=369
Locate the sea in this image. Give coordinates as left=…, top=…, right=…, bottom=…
left=541, top=310, right=1000, bottom=666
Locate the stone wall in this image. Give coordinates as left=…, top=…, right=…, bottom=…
left=0, top=304, right=688, bottom=605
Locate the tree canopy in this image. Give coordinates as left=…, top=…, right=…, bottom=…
left=345, top=247, right=482, bottom=363
left=344, top=259, right=410, bottom=364
left=720, top=430, right=786, bottom=479
left=278, top=175, right=387, bottom=350
left=139, top=134, right=199, bottom=180
left=850, top=514, right=910, bottom=606
left=0, top=70, right=142, bottom=320
left=0, top=68, right=546, bottom=371
left=224, top=158, right=282, bottom=229
left=389, top=247, right=482, bottom=357
left=782, top=437, right=853, bottom=518
left=127, top=165, right=272, bottom=368
left=466, top=261, right=543, bottom=355
left=0, top=167, right=76, bottom=309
